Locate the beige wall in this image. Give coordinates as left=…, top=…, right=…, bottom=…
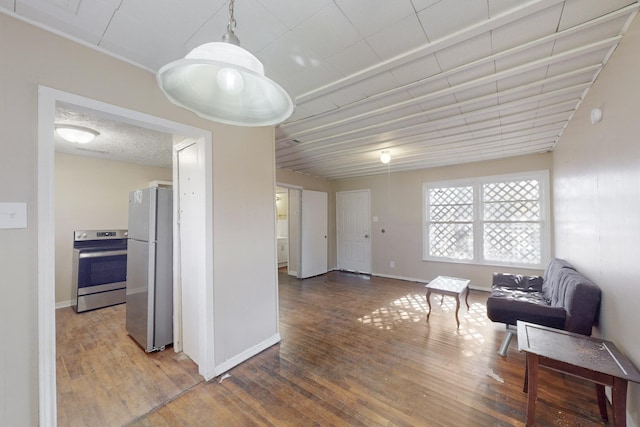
left=0, top=12, right=278, bottom=426
left=54, top=153, right=172, bottom=305
left=211, top=126, right=279, bottom=365
left=553, top=14, right=640, bottom=426
left=333, top=153, right=553, bottom=289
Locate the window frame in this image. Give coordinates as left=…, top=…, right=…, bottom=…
left=423, top=170, right=551, bottom=269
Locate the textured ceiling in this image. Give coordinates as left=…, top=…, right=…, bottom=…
left=6, top=0, right=638, bottom=178
left=54, top=105, right=173, bottom=168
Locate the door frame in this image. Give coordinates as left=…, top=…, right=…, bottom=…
left=37, top=86, right=213, bottom=425
left=276, top=183, right=302, bottom=278
left=336, top=189, right=372, bottom=274
left=173, top=138, right=214, bottom=372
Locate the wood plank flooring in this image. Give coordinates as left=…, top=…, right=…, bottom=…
left=58, top=272, right=609, bottom=426
left=56, top=304, right=202, bottom=426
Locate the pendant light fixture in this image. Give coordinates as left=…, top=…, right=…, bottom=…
left=380, top=150, right=391, bottom=164
left=157, top=0, right=294, bottom=127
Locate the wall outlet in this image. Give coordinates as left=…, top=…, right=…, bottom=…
left=390, top=261, right=395, bottom=268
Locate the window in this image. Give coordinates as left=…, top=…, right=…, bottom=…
left=424, top=171, right=549, bottom=268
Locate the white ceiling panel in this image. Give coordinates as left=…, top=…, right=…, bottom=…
left=490, top=4, right=563, bottom=52
left=335, top=0, right=415, bottom=38
left=5, top=0, right=636, bottom=178
left=364, top=14, right=428, bottom=61
left=16, top=0, right=117, bottom=44
left=188, top=0, right=288, bottom=55
left=255, top=0, right=331, bottom=30
left=115, top=0, right=217, bottom=43
left=558, top=0, right=637, bottom=30
left=434, top=33, right=493, bottom=71
left=551, top=19, right=626, bottom=54
left=290, top=3, right=360, bottom=59
left=325, top=40, right=380, bottom=77
left=99, top=13, right=188, bottom=71
left=493, top=42, right=555, bottom=72
left=417, top=0, right=489, bottom=42
left=390, top=54, right=442, bottom=87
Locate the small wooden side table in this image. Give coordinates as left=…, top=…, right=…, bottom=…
left=424, top=275, right=470, bottom=328
left=517, top=321, right=640, bottom=427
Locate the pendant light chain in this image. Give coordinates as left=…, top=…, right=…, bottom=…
left=227, top=0, right=237, bottom=34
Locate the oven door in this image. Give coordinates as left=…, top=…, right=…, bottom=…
left=73, top=247, right=127, bottom=312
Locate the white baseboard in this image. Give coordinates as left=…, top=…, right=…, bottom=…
left=55, top=300, right=74, bottom=309
left=213, top=333, right=281, bottom=378
left=367, top=272, right=492, bottom=293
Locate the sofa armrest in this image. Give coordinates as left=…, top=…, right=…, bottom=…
left=492, top=272, right=543, bottom=292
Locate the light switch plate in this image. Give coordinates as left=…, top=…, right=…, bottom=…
left=0, top=202, right=27, bottom=229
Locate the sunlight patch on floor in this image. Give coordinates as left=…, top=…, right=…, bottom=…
left=358, top=293, right=427, bottom=330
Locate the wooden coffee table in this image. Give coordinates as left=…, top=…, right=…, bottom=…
left=424, top=275, right=470, bottom=328
left=518, top=321, right=640, bottom=427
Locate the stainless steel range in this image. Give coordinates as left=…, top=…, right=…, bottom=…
left=72, top=229, right=128, bottom=313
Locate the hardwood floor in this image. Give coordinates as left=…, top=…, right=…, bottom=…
left=56, top=304, right=202, bottom=426
left=58, top=272, right=608, bottom=426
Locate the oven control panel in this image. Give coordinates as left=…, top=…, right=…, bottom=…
left=74, top=229, right=128, bottom=241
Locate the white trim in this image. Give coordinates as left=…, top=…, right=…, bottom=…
left=423, top=170, right=551, bottom=269
left=276, top=182, right=303, bottom=279
left=38, top=85, right=57, bottom=427
left=369, top=272, right=492, bottom=293
left=38, top=86, right=215, bottom=425
left=55, top=300, right=74, bottom=309
left=213, top=334, right=282, bottom=377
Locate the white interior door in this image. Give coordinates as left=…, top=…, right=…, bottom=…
left=337, top=190, right=371, bottom=273
left=176, top=140, right=205, bottom=365
left=288, top=188, right=301, bottom=277
left=300, top=190, right=328, bottom=278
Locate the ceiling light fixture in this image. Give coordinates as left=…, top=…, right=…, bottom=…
left=380, top=151, right=391, bottom=164
left=55, top=124, right=99, bottom=144
left=157, top=0, right=293, bottom=127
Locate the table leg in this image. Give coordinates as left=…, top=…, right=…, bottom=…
left=464, top=286, right=470, bottom=310
left=454, top=295, right=461, bottom=329
left=596, top=384, right=608, bottom=422
left=525, top=353, right=539, bottom=427
left=426, top=291, right=432, bottom=322
left=611, top=377, right=628, bottom=427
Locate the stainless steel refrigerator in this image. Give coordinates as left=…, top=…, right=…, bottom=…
left=126, top=187, right=173, bottom=352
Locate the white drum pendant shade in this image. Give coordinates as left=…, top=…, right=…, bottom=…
left=157, top=42, right=294, bottom=127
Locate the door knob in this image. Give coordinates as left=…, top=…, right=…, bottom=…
left=364, top=234, right=369, bottom=238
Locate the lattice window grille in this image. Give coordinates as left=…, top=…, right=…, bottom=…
left=482, top=179, right=542, bottom=265
left=424, top=172, right=548, bottom=268
left=427, top=186, right=473, bottom=260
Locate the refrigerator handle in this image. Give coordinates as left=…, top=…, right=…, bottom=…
left=146, top=240, right=157, bottom=347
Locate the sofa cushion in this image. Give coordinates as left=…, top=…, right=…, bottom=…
left=542, top=258, right=575, bottom=303
left=555, top=269, right=601, bottom=335
left=492, top=273, right=543, bottom=292
left=486, top=286, right=566, bottom=330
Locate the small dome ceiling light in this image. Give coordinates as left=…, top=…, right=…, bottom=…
left=55, top=125, right=99, bottom=144
left=380, top=151, right=391, bottom=164
left=157, top=0, right=294, bottom=127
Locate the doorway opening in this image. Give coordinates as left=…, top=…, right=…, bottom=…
left=38, top=86, right=213, bottom=425
left=275, top=184, right=301, bottom=278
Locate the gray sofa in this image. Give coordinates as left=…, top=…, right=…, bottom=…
left=486, top=258, right=601, bottom=355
